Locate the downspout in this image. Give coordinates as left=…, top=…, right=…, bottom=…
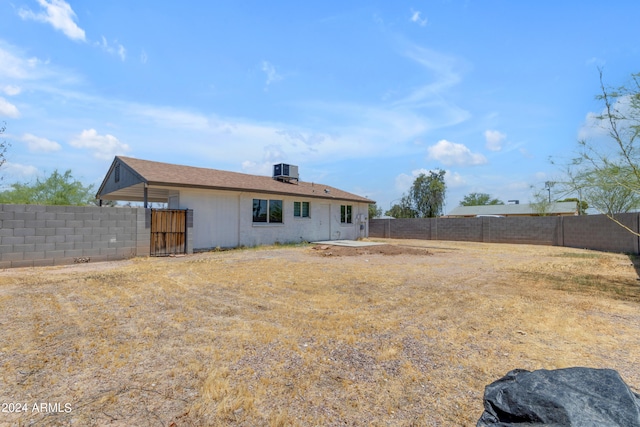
left=143, top=183, right=148, bottom=208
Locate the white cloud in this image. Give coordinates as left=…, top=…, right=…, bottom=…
left=394, top=44, right=466, bottom=106
left=0, top=41, right=81, bottom=86
left=394, top=168, right=440, bottom=192
left=410, top=9, right=428, bottom=26
left=445, top=171, right=466, bottom=188
left=389, top=43, right=471, bottom=129
left=427, top=139, right=487, bottom=166
left=97, top=37, right=126, bottom=61
left=484, top=129, right=506, bottom=151
left=261, top=61, right=283, bottom=88
left=140, top=50, right=148, bottom=64
left=18, top=0, right=86, bottom=42
left=69, top=129, right=130, bottom=159
left=534, top=171, right=547, bottom=181
left=578, top=95, right=637, bottom=144
left=0, top=45, right=33, bottom=80
left=396, top=168, right=466, bottom=194
left=577, top=111, right=610, bottom=142
left=2, top=85, right=21, bottom=96
left=1, top=162, right=39, bottom=180
left=0, top=97, right=20, bottom=118
left=241, top=160, right=273, bottom=176
left=129, top=105, right=210, bottom=130
left=241, top=144, right=288, bottom=175
left=519, top=147, right=533, bottom=159
left=21, top=133, right=62, bottom=152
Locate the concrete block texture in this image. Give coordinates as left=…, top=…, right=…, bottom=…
left=0, top=204, right=150, bottom=268
left=369, top=213, right=640, bottom=255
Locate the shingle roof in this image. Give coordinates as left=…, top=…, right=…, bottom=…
left=101, top=156, right=374, bottom=203
left=447, top=202, right=578, bottom=216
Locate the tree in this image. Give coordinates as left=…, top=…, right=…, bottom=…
left=368, top=203, right=382, bottom=219
left=460, top=192, right=504, bottom=206
left=558, top=198, right=588, bottom=215
left=410, top=170, right=446, bottom=217
left=385, top=195, right=417, bottom=218
left=568, top=166, right=640, bottom=215
left=386, top=170, right=447, bottom=218
left=0, top=169, right=95, bottom=206
left=560, top=70, right=640, bottom=234
left=0, top=121, right=9, bottom=179
left=529, top=185, right=552, bottom=216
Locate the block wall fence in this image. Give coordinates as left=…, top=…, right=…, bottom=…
left=369, top=213, right=640, bottom=255
left=0, top=204, right=152, bottom=269
left=2, top=204, right=637, bottom=269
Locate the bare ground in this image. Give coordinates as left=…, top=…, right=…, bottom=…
left=0, top=239, right=639, bottom=426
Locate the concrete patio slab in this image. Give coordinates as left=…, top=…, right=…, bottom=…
left=311, top=240, right=386, bottom=247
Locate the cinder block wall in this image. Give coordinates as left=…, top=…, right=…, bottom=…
left=562, top=213, right=639, bottom=254
left=390, top=218, right=432, bottom=239
left=0, top=204, right=151, bottom=268
left=433, top=217, right=483, bottom=242
left=486, top=216, right=559, bottom=245
left=370, top=213, right=640, bottom=254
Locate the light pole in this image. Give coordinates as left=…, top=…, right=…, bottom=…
left=544, top=181, right=554, bottom=203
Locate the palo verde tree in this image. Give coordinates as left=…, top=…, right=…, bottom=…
left=460, top=192, right=504, bottom=206
left=386, top=170, right=447, bottom=218
left=0, top=121, right=8, bottom=179
left=0, top=169, right=95, bottom=206
left=559, top=70, right=640, bottom=234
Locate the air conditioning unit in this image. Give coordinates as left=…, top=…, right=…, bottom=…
left=273, top=163, right=299, bottom=183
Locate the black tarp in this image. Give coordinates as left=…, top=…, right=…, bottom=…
left=477, top=367, right=640, bottom=426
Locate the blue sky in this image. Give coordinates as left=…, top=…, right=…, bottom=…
left=1, top=1, right=639, bottom=213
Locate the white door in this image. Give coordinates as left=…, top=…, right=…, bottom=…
left=318, top=204, right=331, bottom=240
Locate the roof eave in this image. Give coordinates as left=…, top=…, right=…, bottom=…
left=144, top=181, right=373, bottom=204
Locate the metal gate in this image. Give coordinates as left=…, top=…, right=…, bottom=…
left=150, top=209, right=187, bottom=256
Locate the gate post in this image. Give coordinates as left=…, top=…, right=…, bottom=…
left=186, top=209, right=194, bottom=254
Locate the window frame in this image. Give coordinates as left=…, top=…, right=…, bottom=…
left=253, top=198, right=283, bottom=224
left=340, top=205, right=352, bottom=224
left=294, top=201, right=310, bottom=218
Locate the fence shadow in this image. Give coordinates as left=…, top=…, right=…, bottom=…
left=628, top=254, right=640, bottom=281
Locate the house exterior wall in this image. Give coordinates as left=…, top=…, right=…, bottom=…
left=175, top=188, right=369, bottom=249
left=177, top=189, right=240, bottom=249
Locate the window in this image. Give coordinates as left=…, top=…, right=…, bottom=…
left=341, top=205, right=352, bottom=224
left=114, top=163, right=120, bottom=183
left=269, top=200, right=282, bottom=223
left=294, top=201, right=310, bottom=218
left=253, top=199, right=283, bottom=223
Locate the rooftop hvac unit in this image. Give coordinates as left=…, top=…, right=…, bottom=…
left=273, top=163, right=299, bottom=183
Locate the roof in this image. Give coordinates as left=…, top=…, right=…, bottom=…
left=446, top=201, right=578, bottom=217
left=96, top=156, right=374, bottom=204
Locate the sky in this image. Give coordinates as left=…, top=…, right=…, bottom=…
left=1, top=1, right=639, bottom=214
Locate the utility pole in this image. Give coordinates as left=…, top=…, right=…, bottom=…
left=544, top=181, right=554, bottom=203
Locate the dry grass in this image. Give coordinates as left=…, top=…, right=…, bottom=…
left=0, top=239, right=639, bottom=426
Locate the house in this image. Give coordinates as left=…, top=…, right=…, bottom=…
left=96, top=156, right=374, bottom=250
left=445, top=201, right=579, bottom=218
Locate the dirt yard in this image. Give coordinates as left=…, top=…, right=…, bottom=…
left=0, top=239, right=639, bottom=426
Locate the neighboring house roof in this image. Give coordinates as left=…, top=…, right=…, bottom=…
left=96, top=156, right=374, bottom=204
left=446, top=202, right=578, bottom=217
